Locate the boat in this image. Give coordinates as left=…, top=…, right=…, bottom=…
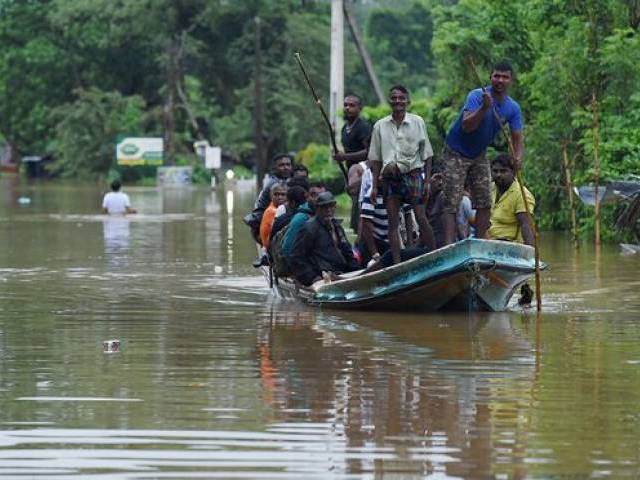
left=264, top=238, right=544, bottom=312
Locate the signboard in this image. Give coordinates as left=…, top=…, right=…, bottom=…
left=117, top=137, right=163, bottom=166
left=157, top=166, right=192, bottom=185
left=205, top=146, right=221, bottom=169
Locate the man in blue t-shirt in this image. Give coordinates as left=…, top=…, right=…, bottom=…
left=442, top=61, right=524, bottom=245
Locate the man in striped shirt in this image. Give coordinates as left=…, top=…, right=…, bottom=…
left=359, top=184, right=413, bottom=266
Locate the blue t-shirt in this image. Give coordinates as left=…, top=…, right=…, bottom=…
left=445, top=87, right=523, bottom=159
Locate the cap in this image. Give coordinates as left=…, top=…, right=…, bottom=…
left=315, top=191, right=336, bottom=206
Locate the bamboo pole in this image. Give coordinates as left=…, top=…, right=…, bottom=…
left=468, top=58, right=543, bottom=312
left=294, top=52, right=348, bottom=182
left=591, top=93, right=601, bottom=247
left=561, top=142, right=579, bottom=249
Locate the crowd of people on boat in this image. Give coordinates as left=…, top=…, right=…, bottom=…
left=244, top=61, right=536, bottom=288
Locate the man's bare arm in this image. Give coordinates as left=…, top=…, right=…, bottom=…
left=462, top=91, right=492, bottom=133
left=517, top=212, right=534, bottom=246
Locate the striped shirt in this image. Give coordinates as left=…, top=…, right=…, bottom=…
left=360, top=197, right=412, bottom=243
left=360, top=196, right=389, bottom=242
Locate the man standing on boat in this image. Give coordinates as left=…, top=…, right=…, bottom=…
left=333, top=94, right=372, bottom=233
left=368, top=85, right=435, bottom=265
left=442, top=61, right=524, bottom=245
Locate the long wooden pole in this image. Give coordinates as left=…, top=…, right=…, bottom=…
left=294, top=52, right=348, bottom=182
left=561, top=141, right=579, bottom=249
left=469, top=58, right=543, bottom=312
left=591, top=93, right=601, bottom=247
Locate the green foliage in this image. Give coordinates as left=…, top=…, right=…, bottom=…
left=365, top=1, right=435, bottom=93
left=47, top=88, right=145, bottom=178
left=232, top=164, right=253, bottom=180
left=295, top=142, right=341, bottom=181
left=1, top=0, right=639, bottom=243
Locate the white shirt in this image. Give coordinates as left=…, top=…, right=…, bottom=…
left=368, top=112, right=433, bottom=174
left=102, top=191, right=131, bottom=214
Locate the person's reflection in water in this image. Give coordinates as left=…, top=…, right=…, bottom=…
left=255, top=307, right=535, bottom=477
left=103, top=216, right=131, bottom=268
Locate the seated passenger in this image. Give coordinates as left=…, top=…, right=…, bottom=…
left=488, top=154, right=535, bottom=246
left=292, top=163, right=309, bottom=178
left=289, top=192, right=359, bottom=286
left=270, top=185, right=308, bottom=242
left=281, top=182, right=326, bottom=257
left=425, top=172, right=445, bottom=248
left=457, top=186, right=476, bottom=240
left=243, top=154, right=293, bottom=242
left=259, top=183, right=287, bottom=248
left=274, top=176, right=310, bottom=219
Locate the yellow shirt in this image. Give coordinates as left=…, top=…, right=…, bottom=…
left=367, top=112, right=433, bottom=174
left=489, top=180, right=535, bottom=243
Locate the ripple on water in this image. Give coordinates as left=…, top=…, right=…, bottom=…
left=0, top=427, right=461, bottom=478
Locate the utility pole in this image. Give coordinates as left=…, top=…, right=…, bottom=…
left=330, top=0, right=344, bottom=137
left=254, top=17, right=267, bottom=189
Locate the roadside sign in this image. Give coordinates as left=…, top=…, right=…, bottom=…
left=116, top=137, right=163, bottom=166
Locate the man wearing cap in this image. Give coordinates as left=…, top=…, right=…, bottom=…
left=289, top=191, right=359, bottom=286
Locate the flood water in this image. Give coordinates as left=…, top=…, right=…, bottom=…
left=1, top=177, right=639, bottom=479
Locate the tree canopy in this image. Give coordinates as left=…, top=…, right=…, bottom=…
left=1, top=0, right=639, bottom=239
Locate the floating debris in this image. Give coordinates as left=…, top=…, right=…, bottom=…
left=103, top=339, right=121, bottom=353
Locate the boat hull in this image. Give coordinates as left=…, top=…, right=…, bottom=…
left=266, top=239, right=543, bottom=312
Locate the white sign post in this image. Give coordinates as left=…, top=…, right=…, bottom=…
left=206, top=146, right=221, bottom=189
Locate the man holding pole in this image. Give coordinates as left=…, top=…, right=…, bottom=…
left=333, top=94, right=371, bottom=232
left=368, top=85, right=435, bottom=265
left=442, top=61, right=524, bottom=245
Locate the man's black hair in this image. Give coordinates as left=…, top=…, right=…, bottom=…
left=389, top=85, right=410, bottom=96
left=111, top=180, right=121, bottom=191
left=309, top=181, right=326, bottom=190
left=492, top=153, right=514, bottom=170
left=344, top=93, right=363, bottom=106
left=287, top=185, right=308, bottom=206
left=293, top=163, right=309, bottom=174
left=287, top=176, right=310, bottom=191
left=271, top=153, right=293, bottom=165
left=492, top=61, right=514, bottom=75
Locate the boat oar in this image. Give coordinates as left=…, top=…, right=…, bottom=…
left=294, top=52, right=348, bottom=183
left=468, top=58, right=543, bottom=312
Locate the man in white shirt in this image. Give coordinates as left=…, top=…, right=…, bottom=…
left=102, top=180, right=136, bottom=215
left=368, top=85, right=435, bottom=264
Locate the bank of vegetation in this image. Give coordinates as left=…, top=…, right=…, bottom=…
left=0, top=0, right=639, bottom=241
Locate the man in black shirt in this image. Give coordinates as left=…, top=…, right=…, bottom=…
left=332, top=94, right=372, bottom=233
left=333, top=94, right=371, bottom=169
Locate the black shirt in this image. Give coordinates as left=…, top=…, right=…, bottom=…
left=341, top=117, right=372, bottom=168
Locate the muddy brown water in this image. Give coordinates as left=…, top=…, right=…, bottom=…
left=1, top=178, right=639, bottom=479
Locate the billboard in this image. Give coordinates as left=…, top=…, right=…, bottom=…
left=116, top=137, right=163, bottom=166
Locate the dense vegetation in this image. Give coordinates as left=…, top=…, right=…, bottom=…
left=0, top=0, right=639, bottom=240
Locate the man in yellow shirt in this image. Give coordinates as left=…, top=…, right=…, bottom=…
left=488, top=154, right=535, bottom=246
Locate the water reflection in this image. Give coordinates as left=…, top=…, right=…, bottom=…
left=2, top=178, right=640, bottom=478
left=102, top=217, right=131, bottom=268
left=255, top=305, right=537, bottom=477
